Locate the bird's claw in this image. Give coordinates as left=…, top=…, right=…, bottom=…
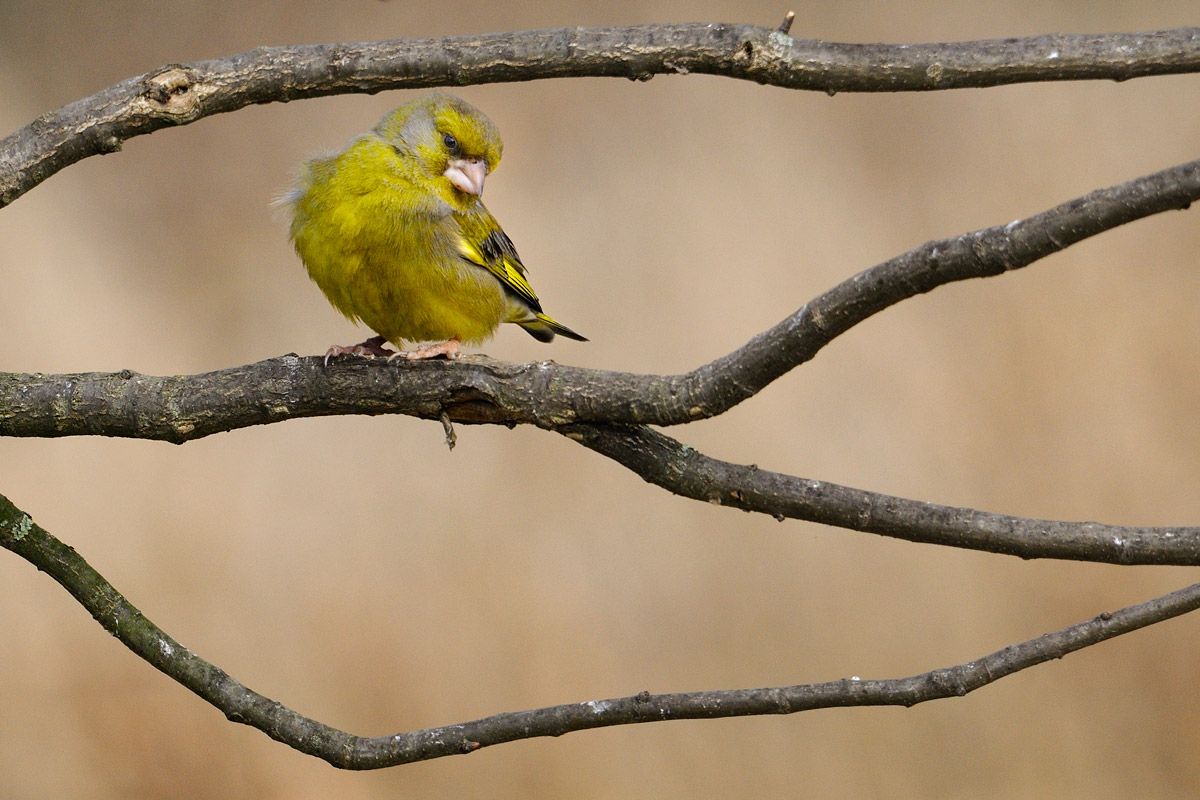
left=387, top=338, right=462, bottom=362
left=323, top=335, right=395, bottom=366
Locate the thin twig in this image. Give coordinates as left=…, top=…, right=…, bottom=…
left=561, top=424, right=1200, bottom=564
left=2, top=490, right=1196, bottom=769
left=440, top=410, right=457, bottom=450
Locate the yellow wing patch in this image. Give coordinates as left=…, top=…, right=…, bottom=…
left=456, top=225, right=543, bottom=312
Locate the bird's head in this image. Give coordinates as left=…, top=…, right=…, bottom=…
left=375, top=93, right=503, bottom=206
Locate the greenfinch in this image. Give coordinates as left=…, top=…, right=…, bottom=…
left=283, top=93, right=586, bottom=361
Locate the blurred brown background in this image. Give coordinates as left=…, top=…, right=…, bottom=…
left=2, top=1, right=1199, bottom=797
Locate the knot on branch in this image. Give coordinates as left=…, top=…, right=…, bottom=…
left=141, top=66, right=203, bottom=121
left=734, top=26, right=799, bottom=85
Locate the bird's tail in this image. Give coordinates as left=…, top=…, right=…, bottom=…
left=518, top=313, right=588, bottom=343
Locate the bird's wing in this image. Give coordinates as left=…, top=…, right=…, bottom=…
left=454, top=210, right=544, bottom=312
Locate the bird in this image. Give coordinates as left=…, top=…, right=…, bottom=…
left=281, top=92, right=586, bottom=362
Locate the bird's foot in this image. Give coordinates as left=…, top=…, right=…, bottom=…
left=388, top=338, right=462, bottom=362
left=323, top=335, right=395, bottom=366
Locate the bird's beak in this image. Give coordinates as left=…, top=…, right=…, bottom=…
left=444, top=158, right=488, bottom=197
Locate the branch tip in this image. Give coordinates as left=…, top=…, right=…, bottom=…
left=776, top=11, right=796, bottom=35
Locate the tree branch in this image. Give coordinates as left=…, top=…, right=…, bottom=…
left=562, top=424, right=1200, bottom=565
left=3, top=489, right=1196, bottom=769
left=1, top=156, right=1197, bottom=440
left=3, top=24, right=1199, bottom=207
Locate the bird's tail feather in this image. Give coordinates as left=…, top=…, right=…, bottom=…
left=518, top=313, right=588, bottom=343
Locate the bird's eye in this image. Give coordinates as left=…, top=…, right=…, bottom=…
left=442, top=133, right=459, bottom=151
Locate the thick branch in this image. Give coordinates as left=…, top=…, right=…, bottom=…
left=2, top=490, right=1196, bottom=768
left=2, top=25, right=1199, bottom=207
left=1, top=158, right=1197, bottom=439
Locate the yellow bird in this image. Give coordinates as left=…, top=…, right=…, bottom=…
left=283, top=93, right=586, bottom=361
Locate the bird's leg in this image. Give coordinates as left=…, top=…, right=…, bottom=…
left=323, top=335, right=396, bottom=366
left=389, top=338, right=462, bottom=361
